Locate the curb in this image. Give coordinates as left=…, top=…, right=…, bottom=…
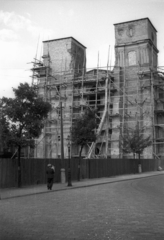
left=1, top=171, right=164, bottom=200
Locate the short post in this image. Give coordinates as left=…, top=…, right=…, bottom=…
left=138, top=158, right=142, bottom=173
left=67, top=135, right=72, bottom=187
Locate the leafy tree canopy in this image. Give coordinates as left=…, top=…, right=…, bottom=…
left=119, top=122, right=152, bottom=158
left=1, top=82, right=52, bottom=150
left=71, top=108, right=99, bottom=157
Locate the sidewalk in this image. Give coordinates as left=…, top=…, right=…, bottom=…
left=1, top=171, right=164, bottom=200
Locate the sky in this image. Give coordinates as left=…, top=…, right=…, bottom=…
left=0, top=0, right=164, bottom=98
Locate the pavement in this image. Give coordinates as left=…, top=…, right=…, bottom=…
left=1, top=171, right=164, bottom=200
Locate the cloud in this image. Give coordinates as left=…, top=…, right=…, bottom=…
left=0, top=68, right=31, bottom=98
left=58, top=8, right=74, bottom=18
left=0, top=11, right=55, bottom=98
left=0, top=10, right=55, bottom=39
left=0, top=39, right=35, bottom=69
left=149, top=0, right=164, bottom=2
left=29, top=25, right=55, bottom=39
left=0, top=29, right=18, bottom=41
left=68, top=9, right=74, bottom=17
left=26, top=12, right=31, bottom=18
left=0, top=11, right=31, bottom=31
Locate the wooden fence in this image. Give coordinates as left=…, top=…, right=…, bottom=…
left=0, top=157, right=163, bottom=188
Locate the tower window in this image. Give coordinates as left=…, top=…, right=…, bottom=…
left=129, top=28, right=133, bottom=37
left=128, top=51, right=136, bottom=66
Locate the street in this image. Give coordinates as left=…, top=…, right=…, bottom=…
left=0, top=175, right=164, bottom=240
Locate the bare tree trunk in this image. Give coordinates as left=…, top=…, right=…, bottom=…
left=138, top=153, right=142, bottom=173
left=78, top=145, right=83, bottom=181
left=18, top=145, right=21, bottom=188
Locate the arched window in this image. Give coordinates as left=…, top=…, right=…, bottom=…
left=128, top=51, right=136, bottom=66
left=129, top=28, right=133, bottom=37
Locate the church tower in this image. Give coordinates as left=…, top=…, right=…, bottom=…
left=114, top=18, right=158, bottom=69
left=111, top=18, right=159, bottom=158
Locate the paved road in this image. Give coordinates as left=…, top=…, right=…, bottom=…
left=0, top=175, right=164, bottom=240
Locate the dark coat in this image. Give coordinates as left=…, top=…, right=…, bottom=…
left=46, top=167, right=55, bottom=179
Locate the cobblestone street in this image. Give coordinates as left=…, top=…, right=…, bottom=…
left=0, top=175, right=164, bottom=240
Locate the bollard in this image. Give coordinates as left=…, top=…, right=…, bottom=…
left=61, top=168, right=66, bottom=183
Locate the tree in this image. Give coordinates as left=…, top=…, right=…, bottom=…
left=119, top=121, right=152, bottom=159
left=71, top=108, right=99, bottom=180
left=1, top=83, right=52, bottom=187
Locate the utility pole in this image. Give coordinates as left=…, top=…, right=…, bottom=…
left=60, top=101, right=66, bottom=183
left=67, top=135, right=72, bottom=187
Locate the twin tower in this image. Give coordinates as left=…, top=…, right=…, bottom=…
left=33, top=18, right=160, bottom=159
